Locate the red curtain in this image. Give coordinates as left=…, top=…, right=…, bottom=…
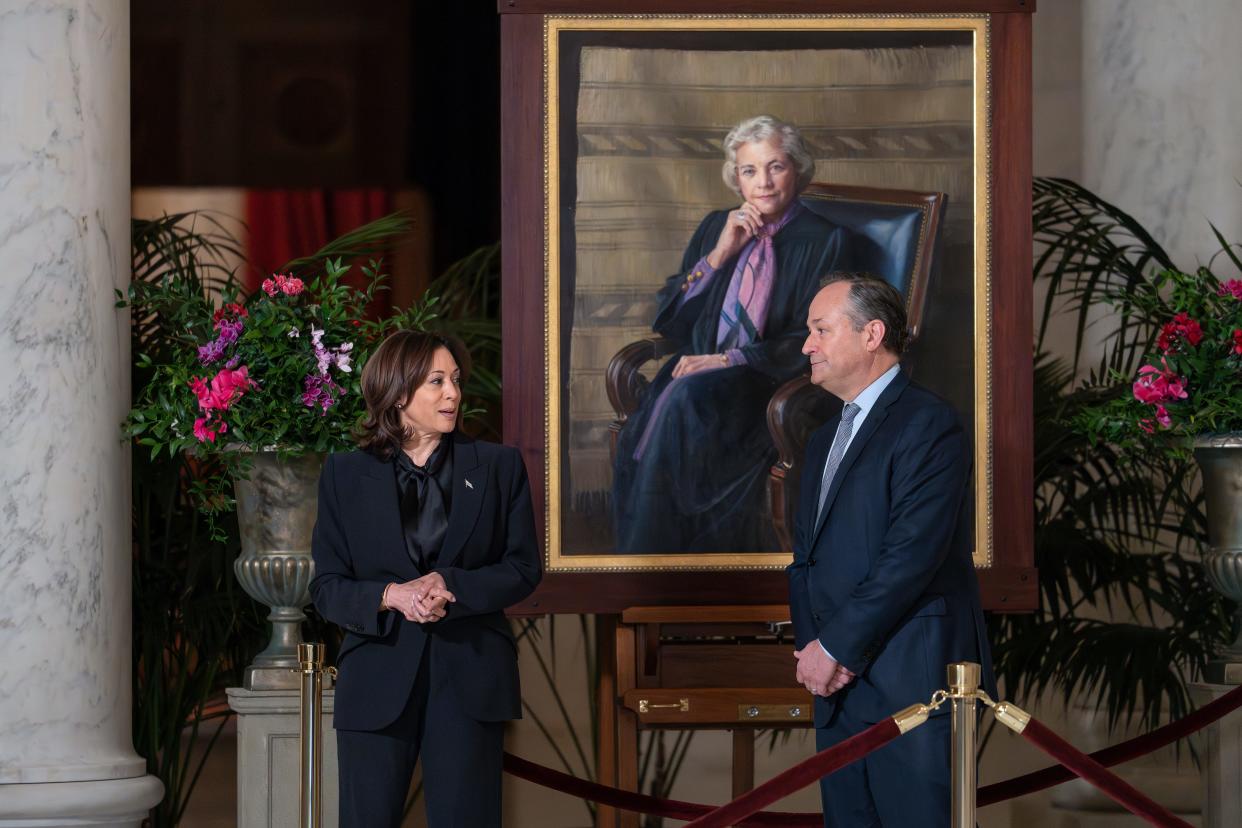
left=245, top=189, right=393, bottom=316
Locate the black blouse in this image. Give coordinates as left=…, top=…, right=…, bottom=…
left=393, top=435, right=454, bottom=569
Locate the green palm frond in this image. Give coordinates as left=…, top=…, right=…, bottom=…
left=1033, top=177, right=1175, bottom=376
left=991, top=177, right=1235, bottom=738
left=279, top=211, right=413, bottom=276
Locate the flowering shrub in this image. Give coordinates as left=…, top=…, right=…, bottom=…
left=1081, top=266, right=1242, bottom=449
left=123, top=257, right=440, bottom=514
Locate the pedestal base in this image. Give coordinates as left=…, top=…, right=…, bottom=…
left=1201, top=661, right=1242, bottom=685
left=227, top=686, right=338, bottom=828
left=1190, top=682, right=1242, bottom=828
left=244, top=662, right=302, bottom=691
left=0, top=775, right=165, bottom=827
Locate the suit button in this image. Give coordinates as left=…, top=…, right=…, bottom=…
left=813, top=613, right=821, bottom=622
left=807, top=558, right=816, bottom=567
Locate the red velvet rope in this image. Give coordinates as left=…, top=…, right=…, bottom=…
left=684, top=719, right=901, bottom=828
left=506, top=684, right=1242, bottom=821
left=502, top=753, right=821, bottom=826
left=503, top=718, right=898, bottom=827
left=979, top=682, right=1242, bottom=806
left=1018, top=719, right=1193, bottom=827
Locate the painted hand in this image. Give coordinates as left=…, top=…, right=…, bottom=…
left=671, top=353, right=728, bottom=378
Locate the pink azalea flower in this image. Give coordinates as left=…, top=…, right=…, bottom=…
left=1234, top=329, right=1242, bottom=355
left=263, top=273, right=305, bottom=297
left=191, top=366, right=257, bottom=413
left=208, top=366, right=257, bottom=410
left=190, top=376, right=212, bottom=409
left=193, top=417, right=215, bottom=442
left=192, top=417, right=227, bottom=442
left=1132, top=363, right=1189, bottom=404
left=1138, top=418, right=1155, bottom=434
left=1217, top=279, right=1242, bottom=300
left=1154, top=404, right=1172, bottom=429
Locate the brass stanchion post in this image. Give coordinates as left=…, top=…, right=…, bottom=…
left=298, top=642, right=325, bottom=828
left=948, top=662, right=981, bottom=828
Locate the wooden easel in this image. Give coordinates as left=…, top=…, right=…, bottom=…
left=594, top=606, right=813, bottom=828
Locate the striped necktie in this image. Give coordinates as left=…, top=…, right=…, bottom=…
left=816, top=403, right=861, bottom=525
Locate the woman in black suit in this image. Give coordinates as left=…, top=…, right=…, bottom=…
left=310, top=330, right=542, bottom=827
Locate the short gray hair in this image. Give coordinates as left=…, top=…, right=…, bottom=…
left=820, top=272, right=909, bottom=356
left=721, top=115, right=816, bottom=196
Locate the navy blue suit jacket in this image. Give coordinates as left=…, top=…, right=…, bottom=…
left=309, top=434, right=542, bottom=731
left=787, top=370, right=994, bottom=727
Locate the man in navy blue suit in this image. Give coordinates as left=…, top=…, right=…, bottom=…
left=787, top=273, right=993, bottom=827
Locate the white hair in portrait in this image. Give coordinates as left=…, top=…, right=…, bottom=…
left=720, top=115, right=816, bottom=196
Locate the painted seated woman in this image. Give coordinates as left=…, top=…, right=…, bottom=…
left=612, top=115, right=853, bottom=554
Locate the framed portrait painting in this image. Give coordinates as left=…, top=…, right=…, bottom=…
left=500, top=1, right=1036, bottom=612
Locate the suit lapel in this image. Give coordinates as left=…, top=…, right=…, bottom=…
left=812, top=371, right=910, bottom=544
left=359, top=454, right=420, bottom=578
left=436, top=434, right=487, bottom=570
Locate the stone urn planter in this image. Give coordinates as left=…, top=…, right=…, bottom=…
left=1194, top=434, right=1242, bottom=684
left=231, top=451, right=325, bottom=690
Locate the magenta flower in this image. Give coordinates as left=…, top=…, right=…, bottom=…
left=1217, top=279, right=1242, bottom=300
left=1132, top=363, right=1188, bottom=404
left=261, top=273, right=305, bottom=297
left=197, top=338, right=227, bottom=365
left=190, top=365, right=257, bottom=413
left=192, top=417, right=228, bottom=443
left=302, top=373, right=343, bottom=415
left=197, top=318, right=244, bottom=365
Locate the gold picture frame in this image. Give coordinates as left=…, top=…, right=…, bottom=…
left=541, top=13, right=993, bottom=572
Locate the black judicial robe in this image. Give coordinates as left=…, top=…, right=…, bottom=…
left=612, top=206, right=852, bottom=554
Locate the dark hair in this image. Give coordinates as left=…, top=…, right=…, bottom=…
left=819, top=271, right=909, bottom=356
left=356, top=330, right=471, bottom=459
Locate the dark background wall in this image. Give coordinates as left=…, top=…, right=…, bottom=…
left=131, top=0, right=502, bottom=273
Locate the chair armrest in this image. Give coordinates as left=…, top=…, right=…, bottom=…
left=606, top=337, right=679, bottom=420
left=766, top=375, right=843, bottom=552
left=766, top=375, right=842, bottom=470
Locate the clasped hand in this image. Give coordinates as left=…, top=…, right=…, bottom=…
left=384, top=572, right=456, bottom=623
left=794, top=643, right=856, bottom=697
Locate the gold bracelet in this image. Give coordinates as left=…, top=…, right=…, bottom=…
left=381, top=583, right=393, bottom=611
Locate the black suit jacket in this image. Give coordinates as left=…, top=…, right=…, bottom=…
left=787, top=370, right=994, bottom=726
left=309, top=434, right=542, bottom=731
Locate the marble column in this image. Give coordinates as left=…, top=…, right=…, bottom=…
left=0, top=2, right=163, bottom=826
left=1083, top=0, right=1242, bottom=267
